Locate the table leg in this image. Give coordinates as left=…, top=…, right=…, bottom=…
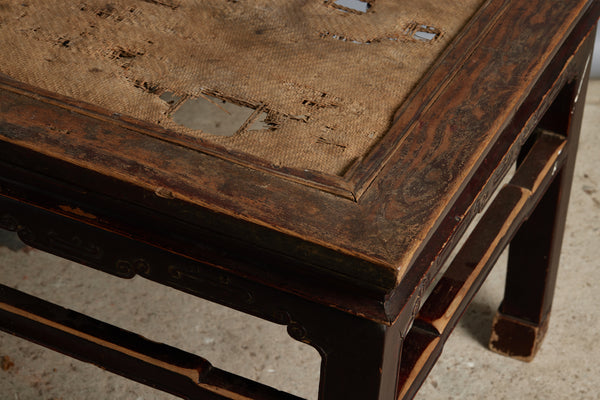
left=489, top=48, right=592, bottom=360
left=293, top=306, right=408, bottom=400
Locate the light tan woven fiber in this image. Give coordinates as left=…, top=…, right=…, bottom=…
left=0, top=0, right=485, bottom=175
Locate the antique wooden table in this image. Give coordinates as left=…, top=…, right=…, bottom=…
left=0, top=1, right=598, bottom=399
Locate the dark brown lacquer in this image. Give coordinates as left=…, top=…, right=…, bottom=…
left=0, top=0, right=598, bottom=399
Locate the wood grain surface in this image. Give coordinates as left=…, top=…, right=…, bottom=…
left=0, top=0, right=597, bottom=296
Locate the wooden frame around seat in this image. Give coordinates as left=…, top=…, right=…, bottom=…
left=0, top=1, right=598, bottom=398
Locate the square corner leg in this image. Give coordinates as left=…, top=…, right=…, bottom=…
left=489, top=38, right=593, bottom=360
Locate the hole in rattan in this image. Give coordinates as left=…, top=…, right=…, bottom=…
left=171, top=95, right=255, bottom=137
left=319, top=31, right=371, bottom=44
left=330, top=0, right=371, bottom=13
left=405, top=23, right=442, bottom=42
left=159, top=91, right=183, bottom=106
left=248, top=112, right=272, bottom=131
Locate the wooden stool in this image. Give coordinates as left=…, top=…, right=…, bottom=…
left=0, top=1, right=598, bottom=398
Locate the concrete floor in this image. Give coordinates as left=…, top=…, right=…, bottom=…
left=0, top=80, right=599, bottom=399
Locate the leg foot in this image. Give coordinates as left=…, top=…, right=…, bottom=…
left=489, top=311, right=550, bottom=361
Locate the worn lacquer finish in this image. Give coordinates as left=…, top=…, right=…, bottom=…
left=0, top=0, right=598, bottom=399
left=0, top=0, right=596, bottom=293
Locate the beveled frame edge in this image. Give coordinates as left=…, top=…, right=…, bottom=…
left=0, top=0, right=597, bottom=297
left=0, top=19, right=595, bottom=326
left=347, top=0, right=510, bottom=199
left=0, top=75, right=358, bottom=200
left=367, top=0, right=600, bottom=283
left=0, top=0, right=507, bottom=203
left=384, top=14, right=598, bottom=324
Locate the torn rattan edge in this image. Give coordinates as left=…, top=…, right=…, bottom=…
left=0, top=75, right=357, bottom=201
left=0, top=0, right=504, bottom=203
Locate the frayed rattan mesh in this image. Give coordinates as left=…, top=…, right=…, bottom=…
left=1, top=0, right=484, bottom=175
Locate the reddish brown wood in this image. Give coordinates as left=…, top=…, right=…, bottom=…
left=0, top=0, right=596, bottom=292
left=0, top=1, right=597, bottom=400
left=0, top=284, right=301, bottom=400
left=418, top=132, right=567, bottom=334
left=0, top=192, right=409, bottom=399
left=490, top=34, right=594, bottom=359
left=384, top=2, right=600, bottom=323
left=396, top=128, right=570, bottom=398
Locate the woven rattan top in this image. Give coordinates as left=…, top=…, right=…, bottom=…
left=1, top=0, right=484, bottom=176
